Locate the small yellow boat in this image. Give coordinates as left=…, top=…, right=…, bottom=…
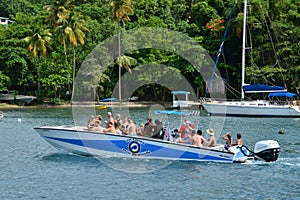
left=95, top=105, right=107, bottom=110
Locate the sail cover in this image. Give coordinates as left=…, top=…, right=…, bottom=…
left=243, top=84, right=287, bottom=93
left=268, top=92, right=298, bottom=98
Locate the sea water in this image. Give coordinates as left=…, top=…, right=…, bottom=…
left=0, top=107, right=299, bottom=199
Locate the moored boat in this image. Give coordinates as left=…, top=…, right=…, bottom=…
left=0, top=91, right=37, bottom=105
left=202, top=0, right=300, bottom=118
left=34, top=125, right=280, bottom=163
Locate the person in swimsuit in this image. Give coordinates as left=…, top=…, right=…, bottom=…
left=87, top=115, right=95, bottom=129
left=232, top=133, right=243, bottom=146
left=103, top=121, right=117, bottom=134
left=222, top=132, right=233, bottom=150
left=177, top=130, right=205, bottom=147
left=206, top=129, right=217, bottom=147
left=89, top=120, right=103, bottom=132
left=123, top=118, right=137, bottom=136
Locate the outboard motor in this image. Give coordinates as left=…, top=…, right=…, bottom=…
left=254, top=140, right=280, bottom=162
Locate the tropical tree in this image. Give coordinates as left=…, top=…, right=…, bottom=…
left=0, top=71, right=11, bottom=92
left=55, top=11, right=89, bottom=100
left=24, top=28, right=52, bottom=96
left=111, top=0, right=134, bottom=102
left=45, top=0, right=73, bottom=93
left=44, top=0, right=73, bottom=28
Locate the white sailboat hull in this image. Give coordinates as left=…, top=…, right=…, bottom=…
left=202, top=100, right=300, bottom=117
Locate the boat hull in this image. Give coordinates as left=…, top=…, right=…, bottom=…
left=0, top=93, right=37, bottom=105
left=202, top=101, right=300, bottom=118
left=35, top=126, right=236, bottom=163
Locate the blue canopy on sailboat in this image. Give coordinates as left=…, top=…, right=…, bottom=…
left=268, top=92, right=298, bottom=98
left=243, top=84, right=287, bottom=93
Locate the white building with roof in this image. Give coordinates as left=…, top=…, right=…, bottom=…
left=0, top=17, right=14, bottom=26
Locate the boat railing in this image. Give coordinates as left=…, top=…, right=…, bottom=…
left=201, top=97, right=299, bottom=106
left=200, top=97, right=243, bottom=102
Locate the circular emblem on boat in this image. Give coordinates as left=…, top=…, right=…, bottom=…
left=129, top=141, right=140, bottom=154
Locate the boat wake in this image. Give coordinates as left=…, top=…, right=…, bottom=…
left=277, top=157, right=300, bottom=167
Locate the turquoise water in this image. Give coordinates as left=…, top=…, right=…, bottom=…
left=0, top=107, right=299, bottom=199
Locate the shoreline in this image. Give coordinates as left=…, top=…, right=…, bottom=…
left=0, top=101, right=174, bottom=109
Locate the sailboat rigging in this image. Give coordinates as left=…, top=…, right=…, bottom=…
left=202, top=0, right=300, bottom=118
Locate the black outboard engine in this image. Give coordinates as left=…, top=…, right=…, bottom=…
left=254, top=140, right=280, bottom=162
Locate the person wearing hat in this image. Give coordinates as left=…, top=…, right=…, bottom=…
left=206, top=129, right=217, bottom=147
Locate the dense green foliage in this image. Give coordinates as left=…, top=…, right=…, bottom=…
left=0, top=0, right=299, bottom=102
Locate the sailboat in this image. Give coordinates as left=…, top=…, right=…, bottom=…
left=202, top=0, right=300, bottom=118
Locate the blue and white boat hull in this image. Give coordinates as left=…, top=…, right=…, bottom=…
left=34, top=126, right=279, bottom=163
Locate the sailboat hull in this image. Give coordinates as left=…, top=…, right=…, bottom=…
left=202, top=101, right=300, bottom=118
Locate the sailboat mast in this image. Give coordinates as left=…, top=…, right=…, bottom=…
left=241, top=0, right=247, bottom=100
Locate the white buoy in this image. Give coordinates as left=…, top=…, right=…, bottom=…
left=18, top=118, right=22, bottom=122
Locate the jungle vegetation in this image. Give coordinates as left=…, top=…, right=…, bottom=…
left=0, top=0, right=299, bottom=103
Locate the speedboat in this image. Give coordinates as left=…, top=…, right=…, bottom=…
left=34, top=126, right=280, bottom=163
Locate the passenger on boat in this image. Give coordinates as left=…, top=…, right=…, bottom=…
left=114, top=113, right=123, bottom=127
left=232, top=133, right=243, bottom=146
left=137, top=124, right=145, bottom=136
left=87, top=115, right=95, bottom=128
left=222, top=132, right=233, bottom=150
left=197, top=130, right=207, bottom=146
left=144, top=117, right=154, bottom=137
left=103, top=121, right=117, bottom=134
left=119, top=124, right=126, bottom=134
left=90, top=120, right=103, bottom=132
left=123, top=118, right=137, bottom=136
left=115, top=124, right=122, bottom=135
left=151, top=119, right=163, bottom=139
left=107, top=112, right=114, bottom=125
left=123, top=116, right=129, bottom=128
left=177, top=130, right=204, bottom=147
left=206, top=129, right=217, bottom=147
left=185, top=121, right=195, bottom=134
left=179, top=120, right=187, bottom=138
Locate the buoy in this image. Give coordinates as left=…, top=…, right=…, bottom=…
left=18, top=118, right=22, bottom=122
left=278, top=130, right=284, bottom=134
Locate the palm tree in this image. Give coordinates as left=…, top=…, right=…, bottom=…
left=116, top=55, right=137, bottom=74
left=24, top=29, right=52, bottom=96
left=45, top=0, right=73, bottom=93
left=111, top=0, right=134, bottom=102
left=45, top=1, right=88, bottom=101
left=56, top=11, right=89, bottom=100
left=44, top=0, right=73, bottom=28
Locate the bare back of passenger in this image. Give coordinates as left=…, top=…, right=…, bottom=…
left=192, top=135, right=203, bottom=147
